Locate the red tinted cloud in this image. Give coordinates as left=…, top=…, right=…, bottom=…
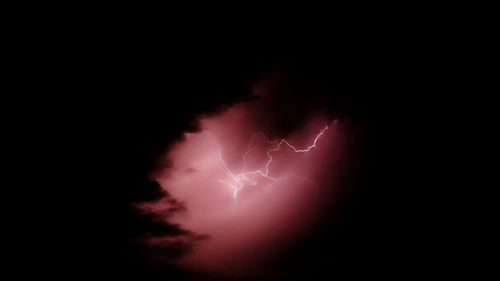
left=138, top=87, right=349, bottom=278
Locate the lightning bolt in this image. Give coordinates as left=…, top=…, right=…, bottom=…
left=216, top=125, right=329, bottom=199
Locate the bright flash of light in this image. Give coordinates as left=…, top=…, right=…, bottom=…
left=215, top=125, right=329, bottom=199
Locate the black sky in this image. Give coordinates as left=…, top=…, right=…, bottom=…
left=17, top=27, right=474, bottom=280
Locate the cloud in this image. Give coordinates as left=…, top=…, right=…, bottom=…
left=137, top=75, right=351, bottom=278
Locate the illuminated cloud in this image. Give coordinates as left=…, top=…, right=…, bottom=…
left=137, top=82, right=350, bottom=278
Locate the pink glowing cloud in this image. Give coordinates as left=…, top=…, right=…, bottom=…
left=138, top=87, right=351, bottom=278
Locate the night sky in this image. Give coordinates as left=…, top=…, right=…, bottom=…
left=23, top=29, right=468, bottom=280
